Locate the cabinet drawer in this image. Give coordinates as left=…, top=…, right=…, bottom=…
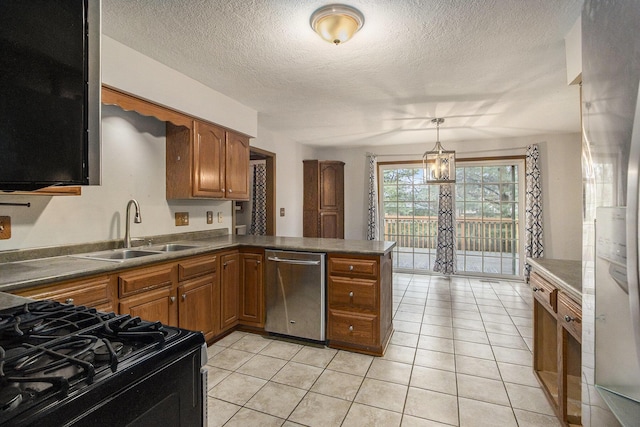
left=328, top=276, right=377, bottom=310
left=328, top=310, right=378, bottom=346
left=16, top=276, right=113, bottom=308
left=178, top=255, right=216, bottom=281
left=329, top=257, right=377, bottom=277
left=119, top=264, right=174, bottom=297
left=558, top=292, right=582, bottom=343
left=530, top=272, right=557, bottom=313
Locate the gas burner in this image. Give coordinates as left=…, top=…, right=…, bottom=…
left=0, top=385, right=22, bottom=413
left=0, top=300, right=199, bottom=425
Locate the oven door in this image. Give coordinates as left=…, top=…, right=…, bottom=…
left=15, top=337, right=207, bottom=427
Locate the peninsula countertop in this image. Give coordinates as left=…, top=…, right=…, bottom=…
left=0, top=233, right=396, bottom=293
left=527, top=257, right=582, bottom=301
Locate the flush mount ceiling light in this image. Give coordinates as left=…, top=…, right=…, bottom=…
left=423, top=118, right=456, bottom=184
left=310, top=4, right=364, bottom=45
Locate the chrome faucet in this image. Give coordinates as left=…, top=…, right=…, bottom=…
left=124, top=199, right=142, bottom=248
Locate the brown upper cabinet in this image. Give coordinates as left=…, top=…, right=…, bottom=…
left=167, top=121, right=250, bottom=200
left=303, top=160, right=345, bottom=238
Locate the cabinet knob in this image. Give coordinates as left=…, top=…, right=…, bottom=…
left=170, top=296, right=176, bottom=303
left=564, top=315, right=575, bottom=323
left=182, top=293, right=187, bottom=301
left=349, top=265, right=354, bottom=271
left=228, top=189, right=233, bottom=193
left=65, top=298, right=74, bottom=305
left=532, top=287, right=544, bottom=292
left=223, top=262, right=228, bottom=268
left=349, top=291, right=354, bottom=298
left=349, top=325, right=354, bottom=332
left=256, top=260, right=261, bottom=265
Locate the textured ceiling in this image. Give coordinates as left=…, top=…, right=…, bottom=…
left=102, top=0, right=583, bottom=147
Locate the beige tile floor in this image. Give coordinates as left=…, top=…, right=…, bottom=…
left=206, top=273, right=562, bottom=427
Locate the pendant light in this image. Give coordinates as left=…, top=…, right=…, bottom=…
left=423, top=118, right=456, bottom=184
left=310, top=4, right=364, bottom=45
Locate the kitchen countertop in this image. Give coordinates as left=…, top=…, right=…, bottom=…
left=0, top=233, right=396, bottom=293
left=527, top=257, right=582, bottom=301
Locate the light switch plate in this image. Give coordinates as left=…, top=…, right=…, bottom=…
left=217, top=212, right=223, bottom=223
left=0, top=216, right=11, bottom=239
left=280, top=208, right=285, bottom=217
left=206, top=211, right=213, bottom=224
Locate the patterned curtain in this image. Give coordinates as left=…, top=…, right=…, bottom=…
left=525, top=144, right=544, bottom=276
left=433, top=183, right=457, bottom=274
left=367, top=154, right=379, bottom=240
left=249, top=163, right=267, bottom=235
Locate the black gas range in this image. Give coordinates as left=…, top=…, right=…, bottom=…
left=0, top=300, right=207, bottom=426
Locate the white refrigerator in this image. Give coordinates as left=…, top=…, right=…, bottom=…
left=582, top=0, right=640, bottom=425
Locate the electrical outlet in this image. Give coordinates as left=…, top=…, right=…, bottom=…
left=0, top=216, right=11, bottom=239
left=280, top=208, right=285, bottom=217
left=175, top=212, right=189, bottom=226
left=217, top=212, right=223, bottom=223
left=206, top=211, right=213, bottom=224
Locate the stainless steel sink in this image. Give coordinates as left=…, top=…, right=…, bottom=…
left=72, top=249, right=161, bottom=262
left=149, top=244, right=198, bottom=252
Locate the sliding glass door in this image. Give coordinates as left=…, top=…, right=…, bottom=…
left=380, top=159, right=525, bottom=278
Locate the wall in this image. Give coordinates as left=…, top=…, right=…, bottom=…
left=316, top=132, right=583, bottom=261
left=251, top=124, right=317, bottom=237
left=102, top=36, right=257, bottom=137
left=0, top=106, right=232, bottom=251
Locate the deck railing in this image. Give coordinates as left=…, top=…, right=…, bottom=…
left=384, top=216, right=519, bottom=253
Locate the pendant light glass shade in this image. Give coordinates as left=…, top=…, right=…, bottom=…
left=423, top=118, right=456, bottom=184
left=310, top=4, right=364, bottom=45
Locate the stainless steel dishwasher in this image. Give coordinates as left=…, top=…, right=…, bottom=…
left=265, top=250, right=326, bottom=341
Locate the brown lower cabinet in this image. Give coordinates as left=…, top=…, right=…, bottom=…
left=239, top=249, right=265, bottom=327
left=531, top=271, right=582, bottom=426
left=326, top=252, right=393, bottom=356
left=219, top=251, right=240, bottom=332
left=12, top=247, right=391, bottom=356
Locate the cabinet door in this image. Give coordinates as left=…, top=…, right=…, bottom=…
left=220, top=252, right=240, bottom=331
left=119, top=287, right=177, bottom=326
left=239, top=252, right=264, bottom=326
left=178, top=274, right=216, bottom=341
left=319, top=162, right=343, bottom=210
left=193, top=121, right=226, bottom=198
left=320, top=211, right=343, bottom=239
left=225, top=131, right=250, bottom=200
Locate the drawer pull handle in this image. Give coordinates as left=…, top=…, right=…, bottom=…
left=532, top=287, right=544, bottom=292
left=170, top=296, right=176, bottom=303
left=564, top=315, right=574, bottom=322
left=349, top=291, right=354, bottom=298
left=349, top=325, right=354, bottom=332
left=65, top=298, right=74, bottom=304
left=349, top=265, right=354, bottom=271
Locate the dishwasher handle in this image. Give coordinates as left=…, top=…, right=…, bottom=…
left=267, top=256, right=321, bottom=266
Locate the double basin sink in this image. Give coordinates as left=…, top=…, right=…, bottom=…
left=73, top=243, right=200, bottom=262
